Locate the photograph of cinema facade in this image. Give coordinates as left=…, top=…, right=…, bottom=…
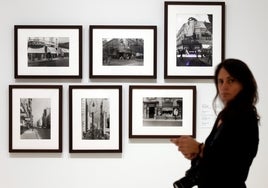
left=176, top=15, right=213, bottom=66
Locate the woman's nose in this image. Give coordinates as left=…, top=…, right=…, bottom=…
left=220, top=81, right=228, bottom=89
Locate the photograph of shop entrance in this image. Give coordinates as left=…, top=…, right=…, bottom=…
left=81, top=98, right=110, bottom=140
left=20, top=98, right=51, bottom=139
left=143, top=97, right=183, bottom=127
left=176, top=14, right=212, bottom=66
left=102, top=38, right=144, bottom=66
left=27, top=37, right=69, bottom=67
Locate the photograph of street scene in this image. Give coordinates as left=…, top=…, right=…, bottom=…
left=102, top=38, right=144, bottom=66
left=27, top=37, right=69, bottom=67
left=143, top=97, right=183, bottom=127
left=20, top=98, right=51, bottom=139
left=176, top=14, right=213, bottom=66
left=81, top=98, right=110, bottom=140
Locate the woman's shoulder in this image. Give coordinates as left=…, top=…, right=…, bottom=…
left=228, top=105, right=258, bottom=119
left=224, top=106, right=259, bottom=129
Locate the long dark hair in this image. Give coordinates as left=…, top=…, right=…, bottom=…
left=213, top=58, right=259, bottom=120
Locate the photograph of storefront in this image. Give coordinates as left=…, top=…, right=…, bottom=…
left=81, top=98, right=110, bottom=140
left=176, top=15, right=213, bottom=66
left=27, top=37, right=69, bottom=67
left=102, top=38, right=144, bottom=66
left=143, top=97, right=183, bottom=127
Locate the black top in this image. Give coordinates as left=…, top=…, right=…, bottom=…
left=198, top=107, right=259, bottom=188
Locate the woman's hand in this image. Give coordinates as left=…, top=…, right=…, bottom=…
left=171, top=136, right=200, bottom=160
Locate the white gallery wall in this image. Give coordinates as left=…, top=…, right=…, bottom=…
left=0, top=0, right=267, bottom=187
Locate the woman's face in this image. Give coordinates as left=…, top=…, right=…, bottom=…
left=217, top=68, right=243, bottom=105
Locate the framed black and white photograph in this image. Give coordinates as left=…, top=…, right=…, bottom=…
left=89, top=25, right=157, bottom=78
left=9, top=85, right=62, bottom=152
left=69, top=85, right=122, bottom=153
left=14, top=25, right=82, bottom=78
left=129, top=85, right=196, bottom=138
left=164, top=2, right=225, bottom=78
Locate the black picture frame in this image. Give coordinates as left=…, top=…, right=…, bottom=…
left=129, top=85, right=196, bottom=138
left=14, top=25, right=82, bottom=79
left=69, top=85, right=122, bottom=153
left=9, top=85, right=62, bottom=152
left=89, top=25, right=157, bottom=79
left=164, top=1, right=225, bottom=79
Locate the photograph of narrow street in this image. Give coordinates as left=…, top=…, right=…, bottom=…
left=20, top=98, right=51, bottom=139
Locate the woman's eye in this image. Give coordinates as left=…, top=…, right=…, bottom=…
left=227, top=78, right=235, bottom=83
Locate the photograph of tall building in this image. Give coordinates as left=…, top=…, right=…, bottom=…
left=81, top=98, right=110, bottom=140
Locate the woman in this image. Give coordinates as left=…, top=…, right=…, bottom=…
left=171, top=59, right=260, bottom=188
